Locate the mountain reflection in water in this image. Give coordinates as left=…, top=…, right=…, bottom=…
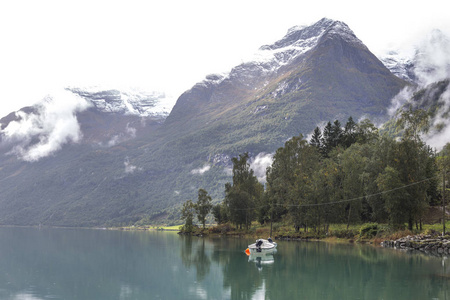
left=0, top=228, right=449, bottom=300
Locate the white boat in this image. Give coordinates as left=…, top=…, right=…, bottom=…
left=247, top=238, right=277, bottom=253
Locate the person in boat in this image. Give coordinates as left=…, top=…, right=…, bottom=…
left=256, top=239, right=263, bottom=251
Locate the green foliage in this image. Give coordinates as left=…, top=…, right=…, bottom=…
left=223, top=153, right=264, bottom=229
left=359, top=223, right=380, bottom=239
left=195, top=189, right=213, bottom=229
left=181, top=200, right=196, bottom=232
left=263, top=116, right=441, bottom=234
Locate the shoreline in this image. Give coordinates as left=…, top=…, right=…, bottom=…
left=5, top=224, right=449, bottom=254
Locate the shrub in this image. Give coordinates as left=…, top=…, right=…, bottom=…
left=359, top=223, right=380, bottom=239
left=209, top=223, right=232, bottom=234
left=331, top=229, right=358, bottom=239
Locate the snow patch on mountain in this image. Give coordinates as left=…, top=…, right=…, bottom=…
left=197, top=18, right=362, bottom=91
left=255, top=18, right=361, bottom=67
left=380, top=29, right=450, bottom=85
left=69, top=86, right=177, bottom=119
left=379, top=50, right=416, bottom=83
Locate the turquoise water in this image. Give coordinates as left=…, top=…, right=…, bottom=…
left=0, top=227, right=448, bottom=299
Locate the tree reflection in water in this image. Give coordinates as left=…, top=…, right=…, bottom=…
left=180, top=236, right=450, bottom=300
left=180, top=236, right=211, bottom=281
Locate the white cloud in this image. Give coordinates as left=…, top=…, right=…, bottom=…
left=386, top=30, right=450, bottom=151
left=250, top=153, right=274, bottom=183
left=190, top=164, right=211, bottom=175
left=124, top=157, right=141, bottom=174
left=387, top=87, right=415, bottom=117
left=1, top=0, right=449, bottom=119
left=1, top=89, right=91, bottom=161
left=424, top=86, right=450, bottom=151
left=106, top=123, right=137, bottom=147
left=223, top=166, right=233, bottom=177
left=414, top=29, right=450, bottom=85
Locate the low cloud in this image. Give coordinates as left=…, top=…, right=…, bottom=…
left=250, top=152, right=274, bottom=184
left=107, top=123, right=137, bottom=147
left=387, top=87, right=415, bottom=117
left=1, top=89, right=91, bottom=161
left=124, top=157, right=142, bottom=174
left=414, top=29, right=450, bottom=85
left=191, top=164, right=211, bottom=175
left=223, top=166, right=233, bottom=176
left=386, top=30, right=450, bottom=151
left=424, top=86, right=450, bottom=151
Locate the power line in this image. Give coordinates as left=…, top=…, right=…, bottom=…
left=228, top=172, right=443, bottom=211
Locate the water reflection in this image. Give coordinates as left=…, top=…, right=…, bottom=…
left=180, top=236, right=211, bottom=281
left=248, top=251, right=276, bottom=271
left=0, top=228, right=449, bottom=300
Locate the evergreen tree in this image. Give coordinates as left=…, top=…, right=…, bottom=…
left=321, top=121, right=333, bottom=157
left=342, top=116, right=357, bottom=147
left=331, top=120, right=343, bottom=147
left=310, top=126, right=323, bottom=151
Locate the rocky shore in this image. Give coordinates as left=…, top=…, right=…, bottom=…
left=382, top=234, right=450, bottom=256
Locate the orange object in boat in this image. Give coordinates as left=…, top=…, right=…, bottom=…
left=245, top=248, right=250, bottom=255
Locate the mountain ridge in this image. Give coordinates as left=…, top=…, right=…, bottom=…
left=0, top=18, right=432, bottom=227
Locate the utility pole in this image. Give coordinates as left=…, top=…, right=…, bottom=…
left=444, top=167, right=447, bottom=236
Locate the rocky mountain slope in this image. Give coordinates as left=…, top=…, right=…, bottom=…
left=0, top=18, right=411, bottom=226
left=164, top=18, right=406, bottom=155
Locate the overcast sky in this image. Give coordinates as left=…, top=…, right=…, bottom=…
left=1, top=0, right=449, bottom=118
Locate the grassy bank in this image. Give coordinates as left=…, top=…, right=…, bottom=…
left=177, top=221, right=450, bottom=245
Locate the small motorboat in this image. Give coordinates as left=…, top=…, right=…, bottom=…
left=246, top=238, right=277, bottom=253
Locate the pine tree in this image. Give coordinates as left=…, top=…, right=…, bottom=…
left=310, top=126, right=323, bottom=151
left=321, top=121, right=333, bottom=157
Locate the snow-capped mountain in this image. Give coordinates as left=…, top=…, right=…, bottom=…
left=379, top=29, right=450, bottom=85
left=379, top=50, right=416, bottom=83
left=0, top=18, right=408, bottom=227
left=69, top=86, right=177, bottom=119
left=197, top=18, right=365, bottom=90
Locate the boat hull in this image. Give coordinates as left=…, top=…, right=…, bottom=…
left=247, top=239, right=277, bottom=253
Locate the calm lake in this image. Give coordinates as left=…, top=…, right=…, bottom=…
left=0, top=227, right=449, bottom=300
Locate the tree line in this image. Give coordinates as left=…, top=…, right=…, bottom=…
left=182, top=110, right=450, bottom=233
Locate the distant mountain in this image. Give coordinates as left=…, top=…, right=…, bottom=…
left=379, top=51, right=416, bottom=83
left=164, top=18, right=406, bottom=154
left=379, top=29, right=450, bottom=150
left=69, top=87, right=176, bottom=120
left=379, top=29, right=450, bottom=85
left=0, top=18, right=410, bottom=226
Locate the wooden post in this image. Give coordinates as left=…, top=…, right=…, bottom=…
left=269, top=198, right=273, bottom=238
left=443, top=167, right=446, bottom=236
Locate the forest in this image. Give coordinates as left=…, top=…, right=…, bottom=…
left=181, top=110, right=450, bottom=235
